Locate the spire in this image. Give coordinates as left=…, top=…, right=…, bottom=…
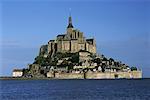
left=67, top=9, right=73, bottom=28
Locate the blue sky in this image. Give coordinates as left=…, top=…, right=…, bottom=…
left=0, top=0, right=150, bottom=77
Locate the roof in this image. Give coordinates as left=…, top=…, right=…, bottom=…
left=13, top=69, right=23, bottom=72
left=49, top=40, right=55, bottom=42
left=41, top=45, right=47, bottom=48
left=86, top=38, right=94, bottom=41
left=79, top=50, right=91, bottom=53
left=86, top=39, right=94, bottom=44
left=57, top=34, right=65, bottom=37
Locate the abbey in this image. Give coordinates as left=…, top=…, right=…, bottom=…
left=40, top=16, right=96, bottom=57
left=12, top=14, right=142, bottom=79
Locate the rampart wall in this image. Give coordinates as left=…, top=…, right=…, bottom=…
left=47, top=71, right=142, bottom=79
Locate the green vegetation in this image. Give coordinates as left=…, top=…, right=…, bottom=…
left=131, top=67, right=137, bottom=71
left=22, top=68, right=29, bottom=76
left=33, top=52, right=79, bottom=67
left=34, top=55, right=49, bottom=66
left=70, top=53, right=79, bottom=63
left=54, top=52, right=77, bottom=59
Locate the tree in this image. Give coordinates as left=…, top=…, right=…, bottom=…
left=131, top=67, right=137, bottom=71
left=93, top=58, right=101, bottom=66
left=22, top=68, right=29, bottom=76
left=101, top=64, right=106, bottom=72
left=34, top=56, right=48, bottom=66
left=103, top=57, right=107, bottom=61
left=109, top=58, right=114, bottom=62
left=71, top=53, right=79, bottom=63
left=101, top=54, right=104, bottom=58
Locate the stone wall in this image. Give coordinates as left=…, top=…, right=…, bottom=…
left=40, top=45, right=48, bottom=55
left=57, top=41, right=62, bottom=52
left=62, top=40, right=70, bottom=52
left=79, top=51, right=91, bottom=62
left=55, top=72, right=84, bottom=79
left=130, top=71, right=142, bottom=78
left=46, top=32, right=96, bottom=54
left=48, top=42, right=52, bottom=53
left=70, top=40, right=78, bottom=53
left=78, top=43, right=85, bottom=51
left=88, top=44, right=96, bottom=54
left=85, top=71, right=142, bottom=79
left=85, top=72, right=114, bottom=79
left=46, top=71, right=142, bottom=79
left=47, top=41, right=56, bottom=54
left=47, top=71, right=55, bottom=78
left=47, top=71, right=142, bottom=79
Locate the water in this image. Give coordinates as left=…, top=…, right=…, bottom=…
left=0, top=79, right=150, bottom=100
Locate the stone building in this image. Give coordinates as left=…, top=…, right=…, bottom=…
left=12, top=69, right=23, bottom=77
left=40, top=16, right=96, bottom=57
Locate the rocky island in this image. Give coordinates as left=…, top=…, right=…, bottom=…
left=12, top=15, right=142, bottom=79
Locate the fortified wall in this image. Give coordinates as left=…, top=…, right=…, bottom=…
left=55, top=73, right=84, bottom=79
left=47, top=71, right=142, bottom=79
left=85, top=71, right=142, bottom=79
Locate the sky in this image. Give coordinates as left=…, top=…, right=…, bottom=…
left=0, top=0, right=150, bottom=77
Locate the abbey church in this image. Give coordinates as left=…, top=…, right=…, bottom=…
left=40, top=16, right=96, bottom=57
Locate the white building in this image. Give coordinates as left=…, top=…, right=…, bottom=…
left=12, top=69, right=23, bottom=77
left=98, top=66, right=102, bottom=71
left=47, top=71, right=54, bottom=78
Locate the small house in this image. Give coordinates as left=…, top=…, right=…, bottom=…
left=12, top=69, right=23, bottom=77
